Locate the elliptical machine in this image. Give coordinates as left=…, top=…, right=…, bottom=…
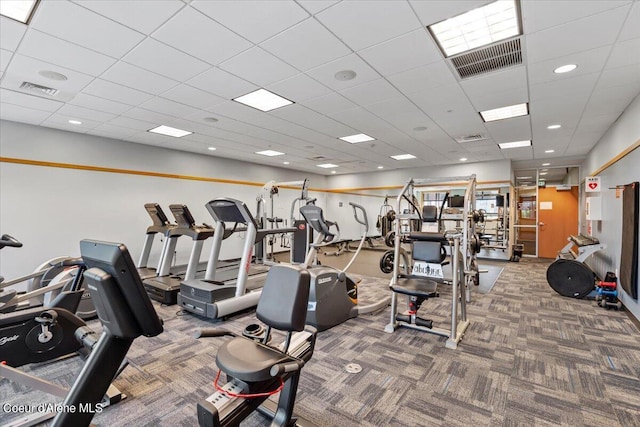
left=299, top=202, right=389, bottom=331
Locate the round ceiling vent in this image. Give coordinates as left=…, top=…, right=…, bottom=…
left=334, top=70, right=357, bottom=81
left=38, top=70, right=68, bottom=81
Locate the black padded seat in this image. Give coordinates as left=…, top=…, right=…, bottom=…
left=216, top=339, right=292, bottom=382
left=409, top=232, right=447, bottom=242
left=391, top=277, right=438, bottom=298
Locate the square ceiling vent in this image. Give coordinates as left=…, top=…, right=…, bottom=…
left=450, top=38, right=522, bottom=79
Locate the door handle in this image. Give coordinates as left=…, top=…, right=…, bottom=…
left=539, top=222, right=545, bottom=226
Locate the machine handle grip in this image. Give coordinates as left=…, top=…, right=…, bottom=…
left=348, top=202, right=369, bottom=230
left=0, top=234, right=23, bottom=249
left=194, top=329, right=236, bottom=339
left=270, top=360, right=303, bottom=377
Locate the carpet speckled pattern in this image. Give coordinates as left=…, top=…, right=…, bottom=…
left=1, top=258, right=639, bottom=426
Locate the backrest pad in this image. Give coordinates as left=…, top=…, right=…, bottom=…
left=256, top=264, right=310, bottom=332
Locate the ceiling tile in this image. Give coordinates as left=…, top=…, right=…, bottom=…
left=192, top=0, right=308, bottom=44
left=530, top=72, right=600, bottom=101
left=576, top=112, right=621, bottom=133
left=0, top=16, right=27, bottom=51
left=72, top=0, right=184, bottom=35
left=260, top=18, right=350, bottom=71
left=409, top=0, right=491, bottom=27
left=219, top=47, right=299, bottom=86
left=160, top=84, right=226, bottom=109
left=43, top=112, right=101, bottom=129
left=387, top=60, right=457, bottom=95
left=584, top=84, right=638, bottom=116
left=108, top=115, right=157, bottom=131
left=187, top=67, right=258, bottom=99
left=316, top=1, right=422, bottom=51
left=100, top=62, right=178, bottom=95
left=82, top=79, right=154, bottom=106
left=307, top=54, right=380, bottom=90
left=122, top=107, right=177, bottom=125
left=1, top=49, right=13, bottom=72
left=56, top=104, right=116, bottom=122
left=297, top=1, right=340, bottom=15
left=597, top=63, right=640, bottom=90
left=525, top=7, right=629, bottom=63
left=271, top=104, right=356, bottom=137
left=359, top=29, right=442, bottom=77
left=365, top=97, right=436, bottom=133
left=123, top=38, right=210, bottom=81
left=499, top=146, right=533, bottom=160
left=267, top=73, right=332, bottom=102
left=485, top=115, right=532, bottom=143
left=521, top=0, right=631, bottom=34
left=462, top=66, right=528, bottom=111
left=88, top=123, right=137, bottom=138
left=0, top=54, right=93, bottom=102
left=618, top=2, right=640, bottom=41
left=0, top=88, right=62, bottom=112
left=68, top=92, right=132, bottom=115
left=140, top=97, right=201, bottom=118
left=527, top=45, right=611, bottom=85
left=0, top=102, right=51, bottom=125
left=19, top=30, right=116, bottom=76
left=605, top=37, right=640, bottom=69
left=301, top=92, right=358, bottom=116
left=339, top=78, right=402, bottom=106
left=467, top=87, right=529, bottom=112
left=152, top=6, right=252, bottom=65
left=31, top=1, right=145, bottom=58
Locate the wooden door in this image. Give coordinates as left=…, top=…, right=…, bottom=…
left=538, top=186, right=579, bottom=258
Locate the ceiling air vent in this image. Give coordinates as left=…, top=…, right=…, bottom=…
left=456, top=134, right=487, bottom=143
left=450, top=38, right=522, bottom=79
left=309, top=155, right=328, bottom=161
left=20, top=81, right=58, bottom=96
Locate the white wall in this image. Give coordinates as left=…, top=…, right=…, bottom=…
left=0, top=120, right=327, bottom=282
left=580, top=94, right=640, bottom=322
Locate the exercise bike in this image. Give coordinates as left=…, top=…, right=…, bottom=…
left=0, top=234, right=96, bottom=319
left=299, top=202, right=390, bottom=331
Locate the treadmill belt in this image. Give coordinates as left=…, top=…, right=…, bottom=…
left=212, top=264, right=269, bottom=283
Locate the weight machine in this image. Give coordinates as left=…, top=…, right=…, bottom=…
left=256, top=179, right=314, bottom=264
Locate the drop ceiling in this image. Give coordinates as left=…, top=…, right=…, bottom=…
left=0, top=0, right=638, bottom=176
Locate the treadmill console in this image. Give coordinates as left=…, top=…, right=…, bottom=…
left=206, top=198, right=257, bottom=228
left=169, top=204, right=196, bottom=228
left=144, top=203, right=170, bottom=226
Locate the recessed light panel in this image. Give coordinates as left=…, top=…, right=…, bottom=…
left=68, top=120, right=82, bottom=125
left=256, top=150, right=285, bottom=157
left=480, top=103, right=528, bottom=122
left=317, top=163, right=338, bottom=168
left=233, top=89, right=293, bottom=112
left=283, top=161, right=290, bottom=165
left=377, top=166, right=384, bottom=169
left=207, top=147, right=216, bottom=151
left=542, top=163, right=550, bottom=166
left=0, top=0, right=38, bottom=23
left=339, top=133, right=375, bottom=144
left=148, top=125, right=193, bottom=138
left=460, top=157, right=468, bottom=161
left=547, top=124, right=561, bottom=130
left=498, top=140, right=531, bottom=149
left=428, top=0, right=520, bottom=57
left=390, top=154, right=416, bottom=160
left=554, top=64, right=577, bottom=74
left=545, top=149, right=555, bottom=153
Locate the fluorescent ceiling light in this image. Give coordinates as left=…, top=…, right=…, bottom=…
left=331, top=171, right=337, bottom=174
left=554, top=64, right=577, bottom=74
left=539, top=172, right=548, bottom=176
left=517, top=176, right=532, bottom=179
left=498, top=140, right=531, bottom=149
left=480, top=103, right=528, bottom=122
left=377, top=166, right=384, bottom=169
left=390, top=154, right=416, bottom=160
left=460, top=157, right=468, bottom=161
left=207, top=147, right=216, bottom=151
left=233, top=88, right=293, bottom=112
left=339, top=133, right=375, bottom=143
left=545, top=149, right=555, bottom=153
left=541, top=169, right=548, bottom=171
left=68, top=119, right=82, bottom=125
left=0, top=0, right=38, bottom=24
left=148, top=125, right=192, bottom=138
left=283, top=161, right=290, bottom=165
left=542, top=163, right=550, bottom=166
left=317, top=163, right=338, bottom=168
left=428, top=0, right=520, bottom=57
left=547, top=124, right=561, bottom=130
left=255, top=150, right=284, bottom=157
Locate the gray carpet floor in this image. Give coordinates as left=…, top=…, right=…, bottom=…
left=1, top=258, right=639, bottom=426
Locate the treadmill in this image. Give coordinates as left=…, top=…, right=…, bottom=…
left=179, top=198, right=296, bottom=320
left=143, top=204, right=214, bottom=305
left=137, top=203, right=176, bottom=280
